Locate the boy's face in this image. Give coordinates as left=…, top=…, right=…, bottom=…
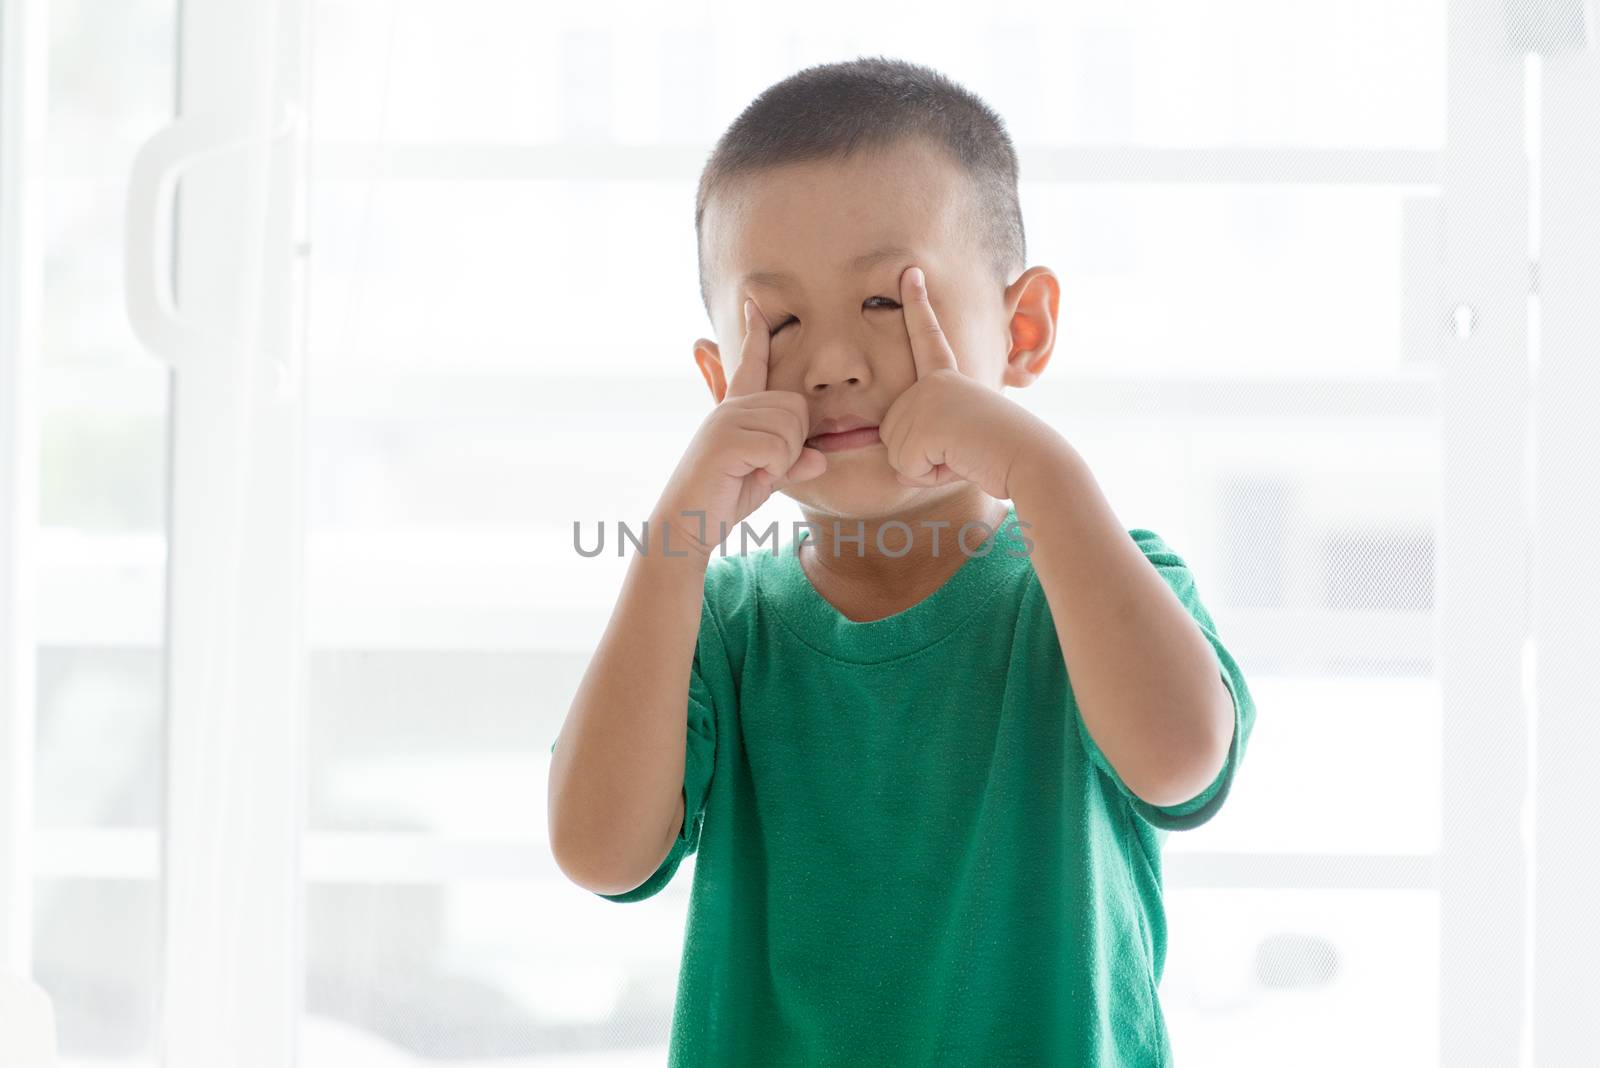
left=694, top=137, right=1058, bottom=520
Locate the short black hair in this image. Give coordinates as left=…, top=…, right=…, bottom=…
left=694, top=55, right=1026, bottom=321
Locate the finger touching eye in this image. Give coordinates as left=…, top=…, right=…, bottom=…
left=769, top=297, right=903, bottom=336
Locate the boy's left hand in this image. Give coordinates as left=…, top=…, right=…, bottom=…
left=878, top=265, right=1055, bottom=500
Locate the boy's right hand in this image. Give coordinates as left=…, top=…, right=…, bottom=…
left=654, top=298, right=827, bottom=557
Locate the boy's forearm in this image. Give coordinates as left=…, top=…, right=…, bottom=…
left=549, top=513, right=711, bottom=894
left=1009, top=436, right=1234, bottom=808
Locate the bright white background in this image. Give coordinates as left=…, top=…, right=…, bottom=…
left=2, top=0, right=1597, bottom=1065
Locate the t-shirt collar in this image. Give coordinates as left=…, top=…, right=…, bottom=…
left=756, top=504, right=1029, bottom=664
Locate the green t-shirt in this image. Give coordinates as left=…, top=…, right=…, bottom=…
left=554, top=506, right=1255, bottom=1066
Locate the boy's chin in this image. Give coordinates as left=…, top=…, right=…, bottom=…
left=779, top=462, right=927, bottom=516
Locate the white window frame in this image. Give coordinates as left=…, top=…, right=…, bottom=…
left=0, top=0, right=47, bottom=983
left=121, top=0, right=312, bottom=1063
left=1527, top=9, right=1600, bottom=1063
left=1434, top=0, right=1533, bottom=1062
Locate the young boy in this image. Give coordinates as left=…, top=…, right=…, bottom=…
left=548, top=56, right=1255, bottom=1066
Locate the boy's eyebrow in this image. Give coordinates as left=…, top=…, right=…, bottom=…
left=740, top=244, right=915, bottom=290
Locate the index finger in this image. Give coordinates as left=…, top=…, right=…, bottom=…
left=724, top=298, right=771, bottom=399
left=899, top=265, right=959, bottom=378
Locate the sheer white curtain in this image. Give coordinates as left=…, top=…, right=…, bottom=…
left=4, top=1, right=1599, bottom=1065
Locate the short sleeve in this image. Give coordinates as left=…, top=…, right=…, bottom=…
left=592, top=656, right=718, bottom=902
left=1074, top=528, right=1256, bottom=833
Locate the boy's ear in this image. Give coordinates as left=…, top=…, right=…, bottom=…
left=999, top=266, right=1061, bottom=389
left=693, top=339, right=728, bottom=403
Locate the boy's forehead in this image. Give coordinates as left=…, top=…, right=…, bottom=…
left=710, top=146, right=973, bottom=296
left=736, top=242, right=922, bottom=292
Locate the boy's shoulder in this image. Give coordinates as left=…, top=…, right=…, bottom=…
left=698, top=539, right=783, bottom=617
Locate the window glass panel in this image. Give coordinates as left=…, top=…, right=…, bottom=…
left=35, top=650, right=165, bottom=828
left=41, top=180, right=161, bottom=370
left=303, top=879, right=685, bottom=1063
left=310, top=651, right=579, bottom=835
left=33, top=878, right=163, bottom=1061
left=1026, top=184, right=1418, bottom=376
left=1164, top=889, right=1438, bottom=1066
left=305, top=179, right=694, bottom=372
left=309, top=1, right=1445, bottom=149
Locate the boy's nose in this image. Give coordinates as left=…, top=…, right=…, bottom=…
left=801, top=347, right=875, bottom=393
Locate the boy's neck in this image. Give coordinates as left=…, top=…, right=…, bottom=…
left=795, top=489, right=1012, bottom=623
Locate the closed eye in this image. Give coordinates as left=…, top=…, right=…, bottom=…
left=770, top=296, right=901, bottom=336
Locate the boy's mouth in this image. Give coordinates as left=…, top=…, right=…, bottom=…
left=806, top=414, right=882, bottom=453
left=807, top=426, right=882, bottom=453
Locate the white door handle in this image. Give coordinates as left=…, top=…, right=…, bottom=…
left=123, top=106, right=296, bottom=369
